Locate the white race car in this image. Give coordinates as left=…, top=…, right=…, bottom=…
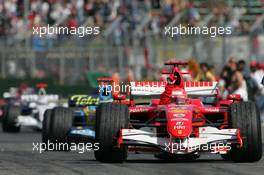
left=2, top=84, right=60, bottom=132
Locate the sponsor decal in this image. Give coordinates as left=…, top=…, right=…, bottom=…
left=176, top=121, right=184, bottom=125
left=170, top=118, right=189, bottom=121
left=203, top=107, right=222, bottom=112
left=173, top=121, right=186, bottom=130
left=172, top=90, right=183, bottom=96
left=71, top=128, right=95, bottom=137
left=173, top=113, right=186, bottom=117
left=174, top=126, right=186, bottom=130
left=134, top=81, right=166, bottom=87
left=70, top=95, right=99, bottom=105
left=130, top=107, right=149, bottom=113
left=170, top=108, right=187, bottom=113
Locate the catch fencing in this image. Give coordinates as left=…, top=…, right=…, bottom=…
left=0, top=34, right=263, bottom=85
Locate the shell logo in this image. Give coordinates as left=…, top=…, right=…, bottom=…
left=178, top=130, right=182, bottom=134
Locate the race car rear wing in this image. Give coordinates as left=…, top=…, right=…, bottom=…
left=130, top=81, right=218, bottom=97
left=21, top=94, right=59, bottom=102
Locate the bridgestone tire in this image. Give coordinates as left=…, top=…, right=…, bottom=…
left=94, top=103, right=129, bottom=163
left=49, top=107, right=73, bottom=151
left=229, top=102, right=262, bottom=162
left=2, top=106, right=21, bottom=133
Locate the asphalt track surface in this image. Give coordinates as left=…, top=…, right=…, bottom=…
left=0, top=127, right=263, bottom=175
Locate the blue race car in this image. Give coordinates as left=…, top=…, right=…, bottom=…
left=42, top=78, right=113, bottom=147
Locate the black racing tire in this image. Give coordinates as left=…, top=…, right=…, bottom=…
left=94, top=103, right=129, bottom=163
left=229, top=102, right=262, bottom=162
left=48, top=107, right=73, bottom=151
left=42, top=109, right=53, bottom=144
left=2, top=106, right=21, bottom=133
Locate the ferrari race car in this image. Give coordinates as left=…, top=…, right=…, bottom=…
left=42, top=61, right=262, bottom=163
left=2, top=84, right=59, bottom=132
left=93, top=61, right=262, bottom=162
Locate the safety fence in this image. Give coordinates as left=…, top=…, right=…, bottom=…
left=0, top=34, right=263, bottom=85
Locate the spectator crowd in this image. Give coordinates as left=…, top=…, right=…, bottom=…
left=185, top=58, right=264, bottom=115
left=185, top=58, right=264, bottom=103
left=1, top=0, right=263, bottom=45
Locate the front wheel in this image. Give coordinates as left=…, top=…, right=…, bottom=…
left=2, top=106, right=21, bottom=133
left=229, top=102, right=262, bottom=162
left=94, top=103, right=129, bottom=163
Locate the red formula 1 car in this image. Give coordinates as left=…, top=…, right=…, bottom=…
left=94, top=61, right=262, bottom=163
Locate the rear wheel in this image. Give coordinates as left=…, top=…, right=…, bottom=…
left=42, top=109, right=53, bottom=144
left=94, top=103, right=129, bottom=163
left=2, top=106, right=21, bottom=133
left=48, top=107, right=73, bottom=151
left=229, top=102, right=262, bottom=162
